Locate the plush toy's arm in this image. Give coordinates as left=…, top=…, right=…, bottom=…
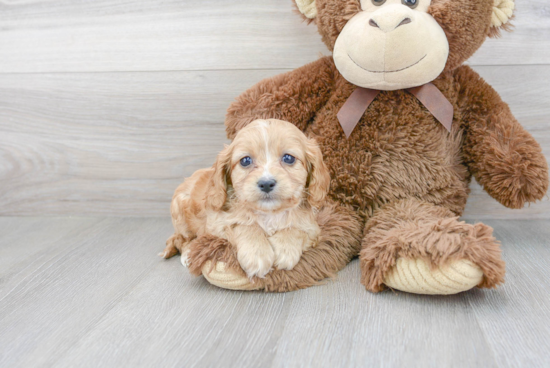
left=225, top=56, right=336, bottom=139
left=456, top=66, right=548, bottom=209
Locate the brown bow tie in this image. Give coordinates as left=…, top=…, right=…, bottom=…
left=337, top=83, right=454, bottom=139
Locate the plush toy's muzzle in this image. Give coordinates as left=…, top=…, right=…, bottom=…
left=333, top=1, right=449, bottom=90
left=298, top=0, right=515, bottom=85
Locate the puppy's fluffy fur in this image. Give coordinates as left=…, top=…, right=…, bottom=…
left=161, top=119, right=331, bottom=278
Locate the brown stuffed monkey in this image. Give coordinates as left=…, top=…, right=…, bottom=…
left=186, top=0, right=548, bottom=295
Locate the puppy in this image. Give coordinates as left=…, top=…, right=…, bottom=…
left=160, top=119, right=331, bottom=278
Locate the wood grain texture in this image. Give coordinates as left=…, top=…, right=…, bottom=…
left=0, top=217, right=172, bottom=368
left=0, top=217, right=103, bottom=296
left=0, top=0, right=548, bottom=73
left=0, top=70, right=234, bottom=216
left=1, top=65, right=548, bottom=218
left=465, top=220, right=550, bottom=368
left=0, top=217, right=549, bottom=367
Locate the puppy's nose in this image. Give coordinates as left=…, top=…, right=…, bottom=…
left=258, top=179, right=277, bottom=193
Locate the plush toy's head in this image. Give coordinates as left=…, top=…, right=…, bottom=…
left=295, top=0, right=515, bottom=90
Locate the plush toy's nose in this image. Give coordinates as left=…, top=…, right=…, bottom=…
left=369, top=17, right=411, bottom=31
left=369, top=5, right=413, bottom=33
left=258, top=179, right=277, bottom=193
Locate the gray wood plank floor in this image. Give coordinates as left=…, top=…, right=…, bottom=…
left=1, top=218, right=549, bottom=367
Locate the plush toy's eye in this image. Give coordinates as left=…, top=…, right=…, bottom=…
left=402, top=0, right=418, bottom=8
left=282, top=154, right=296, bottom=165
left=371, top=0, right=387, bottom=5
left=240, top=156, right=252, bottom=167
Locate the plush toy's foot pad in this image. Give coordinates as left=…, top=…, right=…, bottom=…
left=201, top=261, right=262, bottom=291
left=383, top=258, right=483, bottom=295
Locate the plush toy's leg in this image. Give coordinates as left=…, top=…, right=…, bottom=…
left=186, top=202, right=363, bottom=292
left=360, top=198, right=505, bottom=294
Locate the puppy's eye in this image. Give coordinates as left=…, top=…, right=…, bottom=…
left=402, top=0, right=418, bottom=8
left=282, top=154, right=296, bottom=165
left=372, top=0, right=387, bottom=5
left=240, top=156, right=252, bottom=167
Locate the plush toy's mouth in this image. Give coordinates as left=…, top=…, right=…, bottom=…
left=348, top=54, right=427, bottom=74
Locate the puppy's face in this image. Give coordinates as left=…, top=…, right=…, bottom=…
left=207, top=119, right=330, bottom=213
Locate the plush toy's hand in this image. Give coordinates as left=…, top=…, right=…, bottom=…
left=456, top=65, right=549, bottom=209
left=484, top=147, right=548, bottom=209
left=466, top=119, right=549, bottom=209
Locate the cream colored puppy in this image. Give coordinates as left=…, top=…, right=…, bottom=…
left=160, top=119, right=331, bottom=278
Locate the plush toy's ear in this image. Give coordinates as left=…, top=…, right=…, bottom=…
left=489, top=0, right=515, bottom=37
left=295, top=0, right=317, bottom=20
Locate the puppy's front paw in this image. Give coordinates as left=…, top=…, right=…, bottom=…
left=237, top=244, right=275, bottom=279
left=273, top=246, right=302, bottom=271
left=180, top=248, right=191, bottom=267
left=269, top=232, right=304, bottom=271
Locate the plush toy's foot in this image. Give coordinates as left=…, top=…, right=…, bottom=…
left=201, top=261, right=262, bottom=291
left=383, top=258, right=483, bottom=295
left=361, top=198, right=505, bottom=294
left=186, top=202, right=363, bottom=292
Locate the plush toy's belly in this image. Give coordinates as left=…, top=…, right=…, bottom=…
left=306, top=89, right=470, bottom=219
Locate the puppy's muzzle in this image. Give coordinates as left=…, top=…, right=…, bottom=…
left=258, top=179, right=277, bottom=193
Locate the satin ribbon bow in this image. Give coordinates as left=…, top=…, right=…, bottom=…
left=337, top=83, right=454, bottom=139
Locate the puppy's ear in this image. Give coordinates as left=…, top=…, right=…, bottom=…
left=205, top=145, right=232, bottom=211
left=305, top=138, right=331, bottom=208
